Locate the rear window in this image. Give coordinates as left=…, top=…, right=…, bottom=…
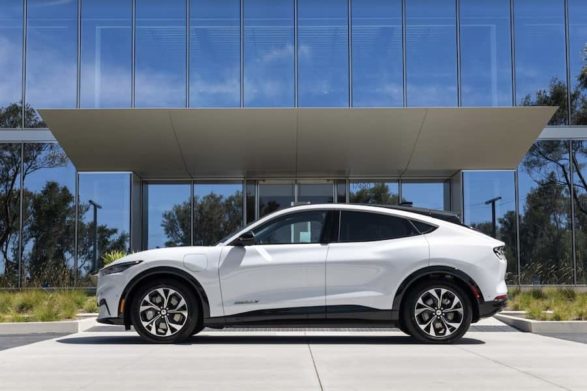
left=339, top=211, right=419, bottom=242
left=410, top=220, right=438, bottom=234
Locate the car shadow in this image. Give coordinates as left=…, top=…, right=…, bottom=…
left=57, top=334, right=485, bottom=346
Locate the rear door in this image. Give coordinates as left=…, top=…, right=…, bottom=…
left=325, top=210, right=430, bottom=315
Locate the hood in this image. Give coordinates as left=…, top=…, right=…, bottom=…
left=110, top=246, right=213, bottom=265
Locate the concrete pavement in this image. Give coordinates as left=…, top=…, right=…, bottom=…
left=0, top=318, right=586, bottom=390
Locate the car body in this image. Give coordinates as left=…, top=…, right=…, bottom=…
left=96, top=203, right=508, bottom=343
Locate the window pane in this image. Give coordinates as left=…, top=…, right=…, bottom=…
left=460, top=0, right=512, bottom=106
left=571, top=141, right=587, bottom=283
left=339, top=211, right=417, bottom=242
left=349, top=182, right=398, bottom=204
left=401, top=182, right=447, bottom=210
left=21, top=144, right=75, bottom=287
left=406, top=0, right=457, bottom=107
left=190, top=0, right=240, bottom=107
left=298, top=0, right=348, bottom=107
left=515, top=0, right=567, bottom=125
left=463, top=171, right=517, bottom=283
left=0, top=0, right=23, bottom=128
left=25, top=0, right=77, bottom=127
left=569, top=0, right=587, bottom=125
left=244, top=0, right=293, bottom=107
left=78, top=173, right=130, bottom=283
left=81, top=0, right=132, bottom=108
left=253, top=210, right=327, bottom=244
left=0, top=143, right=21, bottom=287
left=258, top=183, right=294, bottom=217
left=144, top=183, right=191, bottom=248
left=518, top=141, right=573, bottom=284
left=194, top=183, right=243, bottom=246
left=136, top=0, right=186, bottom=107
left=352, top=0, right=402, bottom=107
left=298, top=183, right=334, bottom=204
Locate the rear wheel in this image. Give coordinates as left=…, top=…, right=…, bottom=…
left=402, top=280, right=472, bottom=344
left=131, top=279, right=200, bottom=343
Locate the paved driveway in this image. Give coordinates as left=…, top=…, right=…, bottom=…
left=0, top=318, right=585, bottom=391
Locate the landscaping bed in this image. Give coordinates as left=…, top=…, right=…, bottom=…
left=0, top=290, right=97, bottom=323
left=495, top=288, right=587, bottom=333
left=507, top=288, right=587, bottom=321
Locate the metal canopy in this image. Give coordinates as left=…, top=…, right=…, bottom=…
left=39, top=107, right=556, bottom=179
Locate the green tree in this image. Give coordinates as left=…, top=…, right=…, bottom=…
left=161, top=192, right=243, bottom=247
left=349, top=183, right=400, bottom=204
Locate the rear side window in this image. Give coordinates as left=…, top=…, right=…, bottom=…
left=339, top=211, right=419, bottom=242
left=410, top=220, right=438, bottom=234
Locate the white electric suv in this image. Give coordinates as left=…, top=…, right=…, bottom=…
left=96, top=204, right=508, bottom=344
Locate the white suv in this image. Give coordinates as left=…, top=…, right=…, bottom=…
left=96, top=204, right=508, bottom=343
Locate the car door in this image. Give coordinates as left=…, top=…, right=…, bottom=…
left=325, top=210, right=430, bottom=316
left=219, top=210, right=332, bottom=318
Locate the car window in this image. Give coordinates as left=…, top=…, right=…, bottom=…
left=252, top=211, right=328, bottom=245
left=410, top=220, right=437, bottom=234
left=339, top=211, right=419, bottom=242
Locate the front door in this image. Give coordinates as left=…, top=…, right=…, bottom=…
left=219, top=210, right=331, bottom=318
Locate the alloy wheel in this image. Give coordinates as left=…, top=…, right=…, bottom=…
left=413, top=288, right=464, bottom=338
left=138, top=287, right=189, bottom=337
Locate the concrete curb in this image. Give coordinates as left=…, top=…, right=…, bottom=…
left=0, top=317, right=98, bottom=335
left=495, top=313, right=587, bottom=333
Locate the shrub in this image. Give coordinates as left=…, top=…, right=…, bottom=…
left=102, top=250, right=127, bottom=267
left=0, top=290, right=97, bottom=322
left=508, top=288, right=587, bottom=321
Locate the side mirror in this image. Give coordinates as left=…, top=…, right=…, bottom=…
left=233, top=231, right=256, bottom=246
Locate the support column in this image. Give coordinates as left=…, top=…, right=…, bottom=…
left=449, top=171, right=463, bottom=221
left=129, top=173, right=143, bottom=252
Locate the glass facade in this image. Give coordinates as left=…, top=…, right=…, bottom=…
left=25, top=0, right=77, bottom=127
left=0, top=0, right=22, bottom=127
left=460, top=0, right=512, bottom=107
left=405, top=0, right=457, bottom=107
left=351, top=0, right=402, bottom=107
left=190, top=0, right=240, bottom=107
left=0, top=0, right=584, bottom=113
left=244, top=0, right=294, bottom=107
left=1, top=0, right=587, bottom=286
left=80, top=0, right=132, bottom=108
left=136, top=0, right=186, bottom=107
left=515, top=0, right=567, bottom=125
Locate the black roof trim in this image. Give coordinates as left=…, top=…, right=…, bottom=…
left=352, top=204, right=463, bottom=225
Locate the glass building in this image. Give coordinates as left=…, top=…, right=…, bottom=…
left=0, top=0, right=586, bottom=288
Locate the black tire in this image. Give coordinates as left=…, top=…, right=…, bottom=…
left=397, top=319, right=411, bottom=336
left=130, top=279, right=200, bottom=343
left=402, top=280, right=472, bottom=344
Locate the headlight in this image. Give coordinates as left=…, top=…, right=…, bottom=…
left=99, top=260, right=142, bottom=276
left=493, top=246, right=506, bottom=260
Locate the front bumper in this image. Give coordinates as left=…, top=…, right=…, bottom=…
left=478, top=297, right=507, bottom=318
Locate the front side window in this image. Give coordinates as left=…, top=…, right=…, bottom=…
left=339, top=211, right=418, bottom=242
left=252, top=211, right=327, bottom=245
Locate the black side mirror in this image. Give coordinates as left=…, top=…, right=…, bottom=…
left=233, top=231, right=256, bottom=246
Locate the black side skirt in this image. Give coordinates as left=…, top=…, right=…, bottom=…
left=204, top=305, right=398, bottom=329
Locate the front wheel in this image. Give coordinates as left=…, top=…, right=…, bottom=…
left=402, top=281, right=472, bottom=344
left=130, top=279, right=200, bottom=343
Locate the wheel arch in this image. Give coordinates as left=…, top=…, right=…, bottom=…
left=393, top=266, right=483, bottom=323
left=120, top=266, right=210, bottom=328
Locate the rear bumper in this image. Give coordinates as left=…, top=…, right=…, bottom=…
left=478, top=297, right=507, bottom=318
